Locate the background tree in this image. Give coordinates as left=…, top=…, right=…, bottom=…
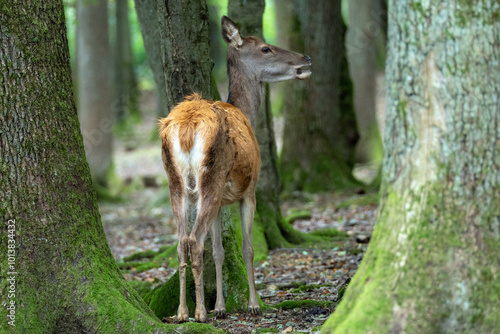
left=280, top=0, right=359, bottom=193
left=134, top=0, right=168, bottom=116
left=346, top=0, right=384, bottom=165
left=137, top=0, right=254, bottom=319
left=0, top=1, right=218, bottom=332
left=114, top=0, right=139, bottom=123
left=76, top=0, right=113, bottom=187
left=322, top=1, right=500, bottom=332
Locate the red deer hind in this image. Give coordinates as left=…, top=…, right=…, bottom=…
left=159, top=16, right=311, bottom=323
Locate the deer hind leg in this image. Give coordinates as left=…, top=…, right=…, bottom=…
left=170, top=192, right=190, bottom=323
left=211, top=208, right=226, bottom=317
left=189, top=195, right=222, bottom=323
left=240, top=193, right=261, bottom=315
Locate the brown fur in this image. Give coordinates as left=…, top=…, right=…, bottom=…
left=159, top=93, right=261, bottom=205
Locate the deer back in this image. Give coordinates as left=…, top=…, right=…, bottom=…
left=159, top=94, right=260, bottom=205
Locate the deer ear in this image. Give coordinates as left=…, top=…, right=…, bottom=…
left=221, top=16, right=243, bottom=48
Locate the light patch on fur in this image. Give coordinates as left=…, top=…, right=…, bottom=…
left=171, top=129, right=205, bottom=195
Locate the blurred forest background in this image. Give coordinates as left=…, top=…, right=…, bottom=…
left=64, top=0, right=386, bottom=195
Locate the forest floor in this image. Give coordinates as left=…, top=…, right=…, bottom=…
left=99, top=90, right=380, bottom=333
left=101, top=184, right=377, bottom=333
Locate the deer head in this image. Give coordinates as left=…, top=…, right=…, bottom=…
left=221, top=16, right=312, bottom=83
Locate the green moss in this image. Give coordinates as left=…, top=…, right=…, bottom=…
left=123, top=249, right=157, bottom=262
left=309, top=228, right=348, bottom=240
left=128, top=280, right=154, bottom=299
left=284, top=210, right=312, bottom=224
left=153, top=242, right=179, bottom=267
left=336, top=193, right=379, bottom=209
left=145, top=270, right=196, bottom=318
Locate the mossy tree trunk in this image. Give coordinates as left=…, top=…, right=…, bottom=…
left=114, top=0, right=139, bottom=123
left=76, top=0, right=114, bottom=187
left=322, top=1, right=500, bottom=333
left=142, top=0, right=252, bottom=319
left=280, top=0, right=359, bottom=193
left=0, top=1, right=218, bottom=333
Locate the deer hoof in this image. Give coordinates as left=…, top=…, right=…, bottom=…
left=214, top=308, right=226, bottom=318
left=248, top=306, right=261, bottom=316
left=177, top=307, right=189, bottom=323
left=195, top=308, right=208, bottom=323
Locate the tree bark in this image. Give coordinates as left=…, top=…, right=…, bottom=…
left=134, top=0, right=168, bottom=117
left=76, top=0, right=113, bottom=187
left=347, top=0, right=384, bottom=164
left=280, top=0, right=359, bottom=193
left=142, top=0, right=252, bottom=319
left=322, top=1, right=500, bottom=333
left=0, top=1, right=219, bottom=332
left=156, top=0, right=214, bottom=111
left=114, top=0, right=139, bottom=123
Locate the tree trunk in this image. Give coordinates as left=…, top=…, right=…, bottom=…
left=347, top=0, right=384, bottom=164
left=142, top=0, right=252, bottom=319
left=0, top=1, right=218, bottom=332
left=156, top=0, right=214, bottom=111
left=280, top=0, right=359, bottom=193
left=114, top=0, right=139, bottom=123
left=76, top=0, right=113, bottom=187
left=134, top=0, right=168, bottom=117
left=322, top=1, right=500, bottom=333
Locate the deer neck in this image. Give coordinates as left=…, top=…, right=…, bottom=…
left=226, top=56, right=263, bottom=130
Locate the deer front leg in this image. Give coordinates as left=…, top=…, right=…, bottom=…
left=240, top=194, right=261, bottom=315
left=211, top=209, right=226, bottom=317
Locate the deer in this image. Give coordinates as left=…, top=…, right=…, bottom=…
left=158, top=16, right=311, bottom=323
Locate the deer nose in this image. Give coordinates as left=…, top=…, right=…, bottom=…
left=303, top=55, right=312, bottom=63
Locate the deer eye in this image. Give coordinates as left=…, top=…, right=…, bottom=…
left=261, top=46, right=271, bottom=53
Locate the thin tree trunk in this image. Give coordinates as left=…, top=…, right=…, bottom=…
left=323, top=1, right=500, bottom=332
left=347, top=0, right=384, bottom=164
left=77, top=0, right=113, bottom=187
left=0, top=1, right=218, bottom=332
left=134, top=0, right=168, bottom=116
left=114, top=0, right=139, bottom=122
left=280, top=0, right=359, bottom=193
